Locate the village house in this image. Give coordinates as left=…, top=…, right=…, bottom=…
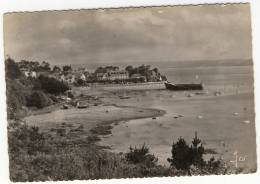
left=130, top=73, right=146, bottom=81
left=96, top=73, right=109, bottom=81
left=21, top=69, right=37, bottom=78
left=107, top=70, right=129, bottom=80
left=80, top=73, right=86, bottom=81
left=60, top=73, right=76, bottom=84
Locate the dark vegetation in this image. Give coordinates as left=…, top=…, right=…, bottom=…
left=36, top=75, right=69, bottom=95
left=95, top=66, right=119, bottom=73
left=126, top=144, right=158, bottom=167
left=5, top=57, right=69, bottom=119
left=62, top=65, right=72, bottom=72
left=8, top=120, right=232, bottom=182
left=167, top=132, right=227, bottom=175
left=8, top=122, right=169, bottom=181
left=125, top=64, right=167, bottom=82
left=19, top=60, right=51, bottom=72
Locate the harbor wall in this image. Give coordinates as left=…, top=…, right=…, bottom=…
left=89, top=82, right=166, bottom=90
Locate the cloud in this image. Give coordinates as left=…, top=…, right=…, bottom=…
left=4, top=4, right=252, bottom=65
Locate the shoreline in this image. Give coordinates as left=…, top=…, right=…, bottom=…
left=23, top=92, right=167, bottom=147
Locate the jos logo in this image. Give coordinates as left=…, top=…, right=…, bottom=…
left=230, top=151, right=247, bottom=168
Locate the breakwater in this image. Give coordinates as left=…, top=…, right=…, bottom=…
left=89, top=82, right=166, bottom=91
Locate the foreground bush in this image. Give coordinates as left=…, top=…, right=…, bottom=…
left=26, top=91, right=53, bottom=109
left=37, top=75, right=70, bottom=95
left=167, top=132, right=228, bottom=175
left=8, top=122, right=232, bottom=182
left=8, top=122, right=170, bottom=182
left=125, top=144, right=158, bottom=167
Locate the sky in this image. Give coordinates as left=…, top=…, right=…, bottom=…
left=3, top=3, right=252, bottom=66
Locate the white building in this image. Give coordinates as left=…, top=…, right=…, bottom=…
left=80, top=73, right=86, bottom=81
left=23, top=70, right=37, bottom=78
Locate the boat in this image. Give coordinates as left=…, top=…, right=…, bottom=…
left=76, top=101, right=89, bottom=109
left=62, top=104, right=69, bottom=109
left=165, top=82, right=203, bottom=91
left=77, top=105, right=88, bottom=109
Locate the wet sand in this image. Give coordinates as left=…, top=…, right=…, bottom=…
left=99, top=89, right=256, bottom=172
left=24, top=99, right=165, bottom=136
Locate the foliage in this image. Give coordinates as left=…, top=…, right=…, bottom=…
left=26, top=91, right=53, bottom=109
left=95, top=66, right=119, bottom=74
left=125, top=65, right=165, bottom=82
left=5, top=57, right=23, bottom=79
left=5, top=77, right=31, bottom=119
left=76, top=78, right=85, bottom=86
left=18, top=60, right=51, bottom=72
left=52, top=65, right=61, bottom=72
left=37, top=75, right=70, bottom=95
left=40, top=61, right=51, bottom=71
left=125, top=144, right=158, bottom=167
left=8, top=122, right=232, bottom=182
left=167, top=132, right=226, bottom=175
left=8, top=123, right=169, bottom=182
left=5, top=58, right=63, bottom=117
left=62, top=65, right=72, bottom=72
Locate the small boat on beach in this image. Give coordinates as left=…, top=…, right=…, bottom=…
left=62, top=104, right=69, bottom=109
left=76, top=101, right=89, bottom=109
left=119, top=95, right=130, bottom=99
left=77, top=105, right=88, bottom=109
left=165, top=82, right=203, bottom=91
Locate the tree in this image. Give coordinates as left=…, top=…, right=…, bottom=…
left=63, top=65, right=72, bottom=72
left=125, top=143, right=158, bottom=167
left=76, top=78, right=84, bottom=86
left=152, top=67, right=159, bottom=74
left=41, top=61, right=51, bottom=71
left=167, top=132, right=206, bottom=174
left=95, top=67, right=106, bottom=74
left=161, top=75, right=167, bottom=81
left=125, top=65, right=134, bottom=76
left=26, top=91, right=52, bottom=109
left=167, top=137, right=193, bottom=172
left=37, top=75, right=70, bottom=95
left=5, top=57, right=23, bottom=79
left=53, top=65, right=61, bottom=72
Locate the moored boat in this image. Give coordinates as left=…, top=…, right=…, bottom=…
left=165, top=82, right=203, bottom=91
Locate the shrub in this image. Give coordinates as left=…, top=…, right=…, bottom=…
left=26, top=91, right=53, bottom=109
left=167, top=132, right=226, bottom=175
left=37, top=75, right=69, bottom=95
left=8, top=123, right=230, bottom=181
left=8, top=123, right=168, bottom=182
left=5, top=57, right=22, bottom=79
left=125, top=143, right=158, bottom=167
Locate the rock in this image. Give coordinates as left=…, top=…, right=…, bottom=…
left=214, top=91, right=222, bottom=96
left=242, top=120, right=250, bottom=124
left=174, top=115, right=183, bottom=119
left=197, top=115, right=203, bottom=119
left=233, top=112, right=239, bottom=116
left=186, top=93, right=194, bottom=97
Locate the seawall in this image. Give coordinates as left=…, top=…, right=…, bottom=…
left=89, top=82, right=166, bottom=90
